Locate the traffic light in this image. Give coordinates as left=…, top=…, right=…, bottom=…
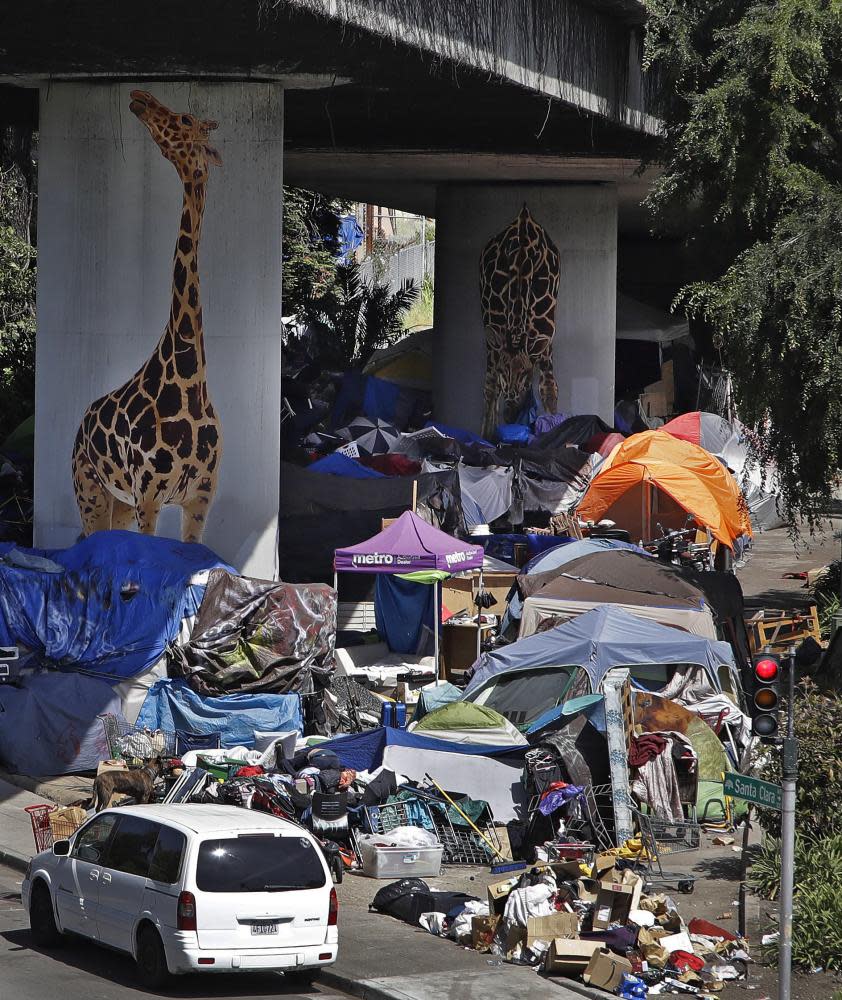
left=749, top=651, right=782, bottom=737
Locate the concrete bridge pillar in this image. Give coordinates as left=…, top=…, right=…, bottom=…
left=34, top=81, right=283, bottom=577
left=433, top=183, right=617, bottom=434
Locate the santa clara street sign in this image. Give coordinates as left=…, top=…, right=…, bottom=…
left=724, top=771, right=782, bottom=811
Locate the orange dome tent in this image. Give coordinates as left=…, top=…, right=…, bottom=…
left=577, top=430, right=752, bottom=549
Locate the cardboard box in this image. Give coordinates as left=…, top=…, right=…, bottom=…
left=524, top=912, right=579, bottom=948
left=442, top=572, right=517, bottom=618
left=487, top=876, right=520, bottom=916
left=471, top=914, right=500, bottom=953
left=592, top=870, right=643, bottom=930
left=96, top=759, right=128, bottom=776
left=544, top=938, right=601, bottom=975
left=583, top=948, right=634, bottom=992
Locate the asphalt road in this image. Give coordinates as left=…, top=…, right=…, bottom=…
left=0, top=863, right=353, bottom=1000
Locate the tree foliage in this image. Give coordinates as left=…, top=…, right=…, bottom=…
left=282, top=187, right=348, bottom=316
left=303, top=260, right=419, bottom=370
left=643, top=0, right=842, bottom=525
left=0, top=165, right=36, bottom=442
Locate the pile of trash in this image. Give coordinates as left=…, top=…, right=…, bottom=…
left=371, top=856, right=751, bottom=997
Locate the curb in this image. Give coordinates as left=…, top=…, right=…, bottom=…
left=319, top=970, right=414, bottom=1000
left=319, top=967, right=605, bottom=1000
left=0, top=845, right=30, bottom=874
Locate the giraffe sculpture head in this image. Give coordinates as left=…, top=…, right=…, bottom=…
left=129, top=90, right=222, bottom=182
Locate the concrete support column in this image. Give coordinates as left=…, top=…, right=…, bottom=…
left=433, top=184, right=617, bottom=433
left=35, top=81, right=283, bottom=578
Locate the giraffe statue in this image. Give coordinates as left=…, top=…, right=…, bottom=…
left=71, top=91, right=223, bottom=543
left=479, top=204, right=561, bottom=439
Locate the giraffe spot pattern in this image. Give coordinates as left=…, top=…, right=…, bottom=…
left=72, top=93, right=222, bottom=545
left=196, top=423, right=218, bottom=462
left=157, top=382, right=182, bottom=418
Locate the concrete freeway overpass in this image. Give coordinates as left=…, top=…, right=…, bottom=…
left=1, top=0, right=659, bottom=577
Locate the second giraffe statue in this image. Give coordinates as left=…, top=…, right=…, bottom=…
left=72, top=91, right=223, bottom=543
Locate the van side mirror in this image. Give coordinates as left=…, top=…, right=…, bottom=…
left=52, top=839, right=71, bottom=857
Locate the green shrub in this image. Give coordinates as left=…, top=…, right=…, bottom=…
left=752, top=680, right=842, bottom=839
left=749, top=834, right=842, bottom=970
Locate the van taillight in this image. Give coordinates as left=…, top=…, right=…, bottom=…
left=328, top=887, right=338, bottom=926
left=177, top=891, right=197, bottom=931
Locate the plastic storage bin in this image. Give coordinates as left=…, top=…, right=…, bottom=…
left=358, top=839, right=444, bottom=879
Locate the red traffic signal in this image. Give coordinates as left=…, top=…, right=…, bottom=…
left=755, top=658, right=779, bottom=682
left=750, top=652, right=781, bottom=738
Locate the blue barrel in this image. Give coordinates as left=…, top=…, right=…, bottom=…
left=393, top=702, right=407, bottom=729
left=380, top=702, right=394, bottom=728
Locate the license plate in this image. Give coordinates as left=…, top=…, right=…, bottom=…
left=251, top=923, right=279, bottom=935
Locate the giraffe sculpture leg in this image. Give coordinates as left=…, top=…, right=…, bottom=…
left=109, top=499, right=136, bottom=531
left=135, top=498, right=163, bottom=535
left=180, top=486, right=215, bottom=544
left=72, top=442, right=113, bottom=535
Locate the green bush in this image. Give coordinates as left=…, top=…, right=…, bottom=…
left=749, top=833, right=842, bottom=970
left=752, top=680, right=842, bottom=840
left=0, top=222, right=36, bottom=441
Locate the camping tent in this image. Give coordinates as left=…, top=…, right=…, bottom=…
left=334, top=510, right=484, bottom=679
left=504, top=537, right=649, bottom=628
left=519, top=548, right=750, bottom=666
left=576, top=430, right=752, bottom=549
left=319, top=724, right=528, bottom=820
left=519, top=573, right=718, bottom=639
left=464, top=605, right=738, bottom=732
left=409, top=702, right=528, bottom=746
left=662, top=412, right=784, bottom=532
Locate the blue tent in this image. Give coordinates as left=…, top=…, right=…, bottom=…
left=0, top=531, right=233, bottom=680
left=309, top=452, right=385, bottom=479
left=465, top=605, right=736, bottom=702
left=319, top=724, right=527, bottom=773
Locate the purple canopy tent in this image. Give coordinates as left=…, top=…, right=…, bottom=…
left=334, top=510, right=484, bottom=681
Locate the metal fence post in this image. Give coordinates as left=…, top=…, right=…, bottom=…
left=778, top=646, right=797, bottom=1000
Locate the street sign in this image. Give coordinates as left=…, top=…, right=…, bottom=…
left=724, top=771, right=782, bottom=811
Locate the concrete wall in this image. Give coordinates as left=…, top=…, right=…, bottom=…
left=433, top=184, right=617, bottom=433
left=35, top=81, right=283, bottom=578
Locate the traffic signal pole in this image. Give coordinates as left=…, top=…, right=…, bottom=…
left=778, top=645, right=797, bottom=1000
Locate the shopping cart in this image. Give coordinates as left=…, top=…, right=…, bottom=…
left=98, top=713, right=177, bottom=761
left=632, top=808, right=699, bottom=893
left=364, top=795, right=503, bottom=865
left=24, top=804, right=85, bottom=853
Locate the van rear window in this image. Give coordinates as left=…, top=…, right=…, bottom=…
left=196, top=836, right=326, bottom=893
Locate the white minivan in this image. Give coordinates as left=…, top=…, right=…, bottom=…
left=22, top=803, right=338, bottom=988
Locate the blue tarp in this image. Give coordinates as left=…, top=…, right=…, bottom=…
left=136, top=679, right=303, bottom=749
left=375, top=575, right=434, bottom=654
left=496, top=424, right=531, bottom=445
left=0, top=672, right=121, bottom=775
left=0, top=531, right=233, bottom=681
left=339, top=216, right=364, bottom=259
left=320, top=725, right=527, bottom=773
left=424, top=421, right=492, bottom=448
left=465, top=605, right=735, bottom=703
left=363, top=377, right=402, bottom=425
left=310, top=452, right=385, bottom=479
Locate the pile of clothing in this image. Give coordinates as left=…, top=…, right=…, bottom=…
left=629, top=733, right=697, bottom=823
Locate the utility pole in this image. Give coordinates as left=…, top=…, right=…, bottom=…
left=778, top=645, right=797, bottom=1000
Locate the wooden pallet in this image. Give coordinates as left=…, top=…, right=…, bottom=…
left=745, top=605, right=822, bottom=654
